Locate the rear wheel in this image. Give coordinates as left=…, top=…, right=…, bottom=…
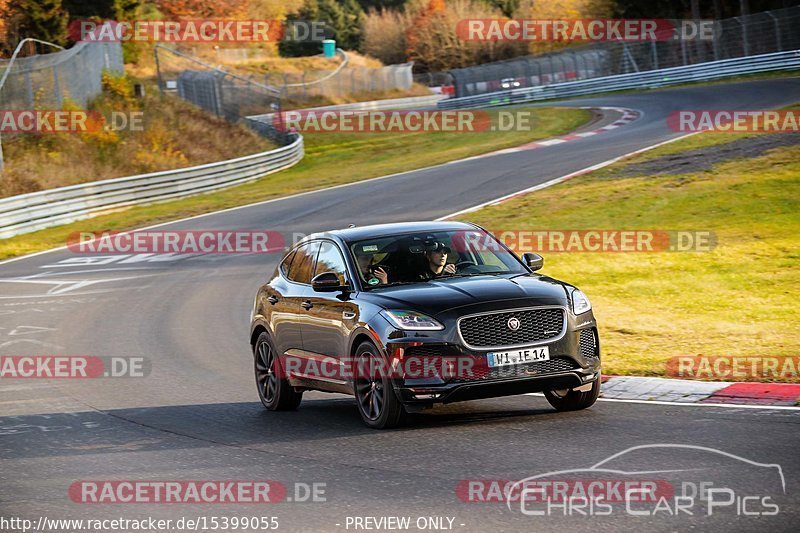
left=254, top=332, right=302, bottom=411
left=353, top=341, right=406, bottom=429
left=544, top=376, right=600, bottom=411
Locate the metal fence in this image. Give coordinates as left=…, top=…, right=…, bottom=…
left=449, top=6, right=800, bottom=98
left=154, top=45, right=287, bottom=141
left=178, top=45, right=415, bottom=100
left=438, top=50, right=800, bottom=109
left=0, top=38, right=124, bottom=172
left=0, top=134, right=304, bottom=239
left=215, top=48, right=272, bottom=63
left=157, top=45, right=416, bottom=139
left=272, top=62, right=414, bottom=101
left=0, top=39, right=124, bottom=109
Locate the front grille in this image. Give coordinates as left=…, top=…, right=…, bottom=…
left=450, top=357, right=579, bottom=383
left=458, top=307, right=565, bottom=349
left=404, top=345, right=451, bottom=358
left=579, top=328, right=598, bottom=359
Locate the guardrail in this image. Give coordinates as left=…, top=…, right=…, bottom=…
left=438, top=50, right=800, bottom=109
left=0, top=135, right=303, bottom=239
left=246, top=93, right=446, bottom=126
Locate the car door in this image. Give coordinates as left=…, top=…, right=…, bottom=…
left=269, top=241, right=319, bottom=356
left=298, top=240, right=353, bottom=363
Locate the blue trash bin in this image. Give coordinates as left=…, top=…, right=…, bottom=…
left=322, top=39, right=336, bottom=58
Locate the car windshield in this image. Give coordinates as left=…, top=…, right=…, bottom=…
left=348, top=229, right=527, bottom=288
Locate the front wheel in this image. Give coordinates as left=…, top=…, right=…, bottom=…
left=544, top=376, right=600, bottom=411
left=353, top=341, right=406, bottom=429
left=254, top=332, right=302, bottom=411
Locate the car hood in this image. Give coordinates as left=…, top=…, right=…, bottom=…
left=358, top=274, right=571, bottom=317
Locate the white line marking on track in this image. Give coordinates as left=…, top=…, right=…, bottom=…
left=7, top=325, right=56, bottom=336
left=437, top=131, right=700, bottom=220
left=526, top=393, right=800, bottom=410
left=0, top=338, right=64, bottom=349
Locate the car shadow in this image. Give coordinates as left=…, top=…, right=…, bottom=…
left=0, top=396, right=585, bottom=460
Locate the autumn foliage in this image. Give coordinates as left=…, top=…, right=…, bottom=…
left=154, top=0, right=249, bottom=19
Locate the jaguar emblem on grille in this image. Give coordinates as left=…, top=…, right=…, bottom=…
left=507, top=317, right=520, bottom=331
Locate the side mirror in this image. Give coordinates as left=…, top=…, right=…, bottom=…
left=522, top=252, right=544, bottom=271
left=311, top=272, right=348, bottom=292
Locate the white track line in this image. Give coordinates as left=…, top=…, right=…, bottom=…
left=525, top=393, right=800, bottom=410
left=436, top=131, right=701, bottom=221
left=594, top=397, right=800, bottom=411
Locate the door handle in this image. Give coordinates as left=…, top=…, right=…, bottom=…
left=267, top=296, right=279, bottom=305
left=301, top=300, right=313, bottom=310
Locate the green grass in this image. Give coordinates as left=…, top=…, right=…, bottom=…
left=2, top=106, right=590, bottom=259
left=1, top=75, right=274, bottom=198
left=461, top=131, right=800, bottom=381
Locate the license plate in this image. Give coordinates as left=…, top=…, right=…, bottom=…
left=487, top=346, right=550, bottom=368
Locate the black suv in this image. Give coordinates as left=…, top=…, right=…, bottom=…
left=249, top=221, right=600, bottom=428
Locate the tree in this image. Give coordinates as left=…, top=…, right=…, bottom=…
left=513, top=0, right=614, bottom=55
left=279, top=0, right=327, bottom=57
left=154, top=0, right=248, bottom=19
left=482, top=0, right=520, bottom=17
left=113, top=0, right=139, bottom=18
left=356, top=0, right=408, bottom=9
left=279, top=0, right=366, bottom=56
left=340, top=0, right=365, bottom=51
left=401, top=0, right=525, bottom=72
left=0, top=0, right=8, bottom=50
left=361, top=7, right=407, bottom=64
left=113, top=0, right=140, bottom=63
left=61, top=0, right=115, bottom=19
left=3, top=0, right=69, bottom=47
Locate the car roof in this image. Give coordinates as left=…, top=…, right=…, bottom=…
left=304, top=221, right=480, bottom=243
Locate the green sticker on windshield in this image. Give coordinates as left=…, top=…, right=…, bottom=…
left=367, top=277, right=380, bottom=286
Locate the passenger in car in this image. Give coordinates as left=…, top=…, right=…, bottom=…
left=355, top=248, right=388, bottom=285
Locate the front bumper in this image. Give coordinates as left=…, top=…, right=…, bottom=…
left=397, top=369, right=599, bottom=404
left=386, top=325, right=601, bottom=405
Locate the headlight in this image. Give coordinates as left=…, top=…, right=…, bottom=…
left=381, top=310, right=444, bottom=331
left=571, top=289, right=592, bottom=315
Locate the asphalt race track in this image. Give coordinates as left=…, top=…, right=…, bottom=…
left=1, top=78, right=799, bottom=532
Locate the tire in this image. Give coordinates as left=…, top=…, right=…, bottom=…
left=254, top=331, right=302, bottom=411
left=353, top=341, right=406, bottom=429
left=544, top=376, right=600, bottom=411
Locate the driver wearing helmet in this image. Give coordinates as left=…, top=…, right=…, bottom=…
left=417, top=241, right=457, bottom=280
